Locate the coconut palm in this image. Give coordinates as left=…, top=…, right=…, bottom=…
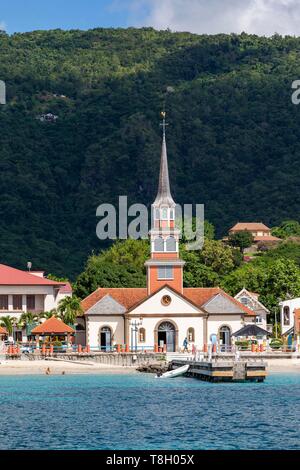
left=19, top=311, right=39, bottom=326
left=57, top=296, right=82, bottom=325
left=0, top=316, right=16, bottom=336
left=39, top=309, right=58, bottom=320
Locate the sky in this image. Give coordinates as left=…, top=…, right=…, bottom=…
left=1, top=0, right=300, bottom=36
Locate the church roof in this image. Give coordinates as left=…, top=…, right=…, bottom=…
left=81, top=286, right=254, bottom=316
left=153, top=124, right=175, bottom=207
left=81, top=288, right=147, bottom=312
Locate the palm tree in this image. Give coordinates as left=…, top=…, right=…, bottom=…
left=0, top=316, right=16, bottom=336
left=19, top=311, right=39, bottom=326
left=57, top=296, right=82, bottom=325
left=39, top=309, right=58, bottom=320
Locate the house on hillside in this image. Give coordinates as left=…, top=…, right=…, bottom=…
left=0, top=264, right=72, bottom=341
left=81, top=116, right=262, bottom=352
left=224, top=222, right=281, bottom=252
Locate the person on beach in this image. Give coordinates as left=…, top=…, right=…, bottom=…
left=45, top=367, right=51, bottom=375
left=183, top=337, right=188, bottom=352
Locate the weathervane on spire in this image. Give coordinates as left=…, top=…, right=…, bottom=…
left=160, top=110, right=168, bottom=136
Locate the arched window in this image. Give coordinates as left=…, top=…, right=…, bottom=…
left=219, top=325, right=231, bottom=346
left=154, top=208, right=160, bottom=220
left=240, top=296, right=250, bottom=306
left=139, top=328, right=146, bottom=343
left=187, top=327, right=195, bottom=342
left=166, top=236, right=176, bottom=252
left=170, top=209, right=175, bottom=220
left=154, top=237, right=164, bottom=252
left=100, top=326, right=112, bottom=351
left=161, top=208, right=168, bottom=220
left=283, top=306, right=290, bottom=325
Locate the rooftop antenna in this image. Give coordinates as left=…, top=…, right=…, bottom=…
left=27, top=261, right=32, bottom=271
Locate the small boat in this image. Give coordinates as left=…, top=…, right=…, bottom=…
left=155, top=364, right=189, bottom=379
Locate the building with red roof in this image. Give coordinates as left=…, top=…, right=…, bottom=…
left=82, top=116, right=259, bottom=352
left=227, top=222, right=281, bottom=243
left=0, top=264, right=72, bottom=341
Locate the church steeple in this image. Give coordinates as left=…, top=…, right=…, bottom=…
left=153, top=113, right=175, bottom=207
left=145, top=112, right=185, bottom=295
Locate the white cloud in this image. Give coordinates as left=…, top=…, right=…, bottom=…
left=133, top=0, right=300, bottom=36
left=0, top=21, right=7, bottom=31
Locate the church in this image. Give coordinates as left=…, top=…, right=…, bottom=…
left=81, top=117, right=258, bottom=352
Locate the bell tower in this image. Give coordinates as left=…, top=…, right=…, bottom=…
left=145, top=112, right=185, bottom=295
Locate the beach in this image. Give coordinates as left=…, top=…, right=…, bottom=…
left=0, top=357, right=300, bottom=375
left=0, top=359, right=137, bottom=375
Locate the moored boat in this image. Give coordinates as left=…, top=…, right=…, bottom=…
left=155, top=364, right=189, bottom=379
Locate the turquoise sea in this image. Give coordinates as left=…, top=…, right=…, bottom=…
left=0, top=372, right=299, bottom=450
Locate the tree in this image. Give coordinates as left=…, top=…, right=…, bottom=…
left=0, top=316, right=16, bottom=336
left=40, top=309, right=58, bottom=320
left=199, top=239, right=235, bottom=275
left=271, top=220, right=300, bottom=239
left=99, top=239, right=149, bottom=271
left=183, top=250, right=220, bottom=287
left=18, top=312, right=40, bottom=328
left=74, top=260, right=146, bottom=299
left=228, top=231, right=254, bottom=252
left=57, top=296, right=83, bottom=325
left=221, top=257, right=300, bottom=321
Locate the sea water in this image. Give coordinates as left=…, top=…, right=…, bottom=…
left=0, top=372, right=299, bottom=450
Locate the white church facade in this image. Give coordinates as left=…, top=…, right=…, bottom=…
left=82, top=116, right=259, bottom=352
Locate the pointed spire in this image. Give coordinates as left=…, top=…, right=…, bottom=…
left=153, top=112, right=175, bottom=206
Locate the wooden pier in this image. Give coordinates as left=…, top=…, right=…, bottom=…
left=171, top=359, right=267, bottom=382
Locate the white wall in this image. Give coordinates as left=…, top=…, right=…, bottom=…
left=280, top=298, right=300, bottom=334
left=130, top=287, right=200, bottom=315
left=207, top=315, right=245, bottom=343
left=0, top=285, right=71, bottom=316
left=86, top=315, right=124, bottom=349
left=131, top=316, right=203, bottom=351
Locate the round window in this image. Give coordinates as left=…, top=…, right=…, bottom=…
left=161, top=295, right=172, bottom=306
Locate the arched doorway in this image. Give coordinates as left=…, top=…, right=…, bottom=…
left=100, top=326, right=112, bottom=351
left=157, top=321, right=176, bottom=352
left=219, top=325, right=231, bottom=348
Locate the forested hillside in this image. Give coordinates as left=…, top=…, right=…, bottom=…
left=1, top=28, right=300, bottom=278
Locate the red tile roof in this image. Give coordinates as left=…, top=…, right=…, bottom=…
left=183, top=287, right=220, bottom=306
left=81, top=288, right=147, bottom=312
left=184, top=287, right=254, bottom=316
left=59, top=282, right=73, bottom=293
left=0, top=326, right=7, bottom=335
left=230, top=222, right=270, bottom=231
left=31, top=317, right=74, bottom=335
left=81, top=286, right=254, bottom=316
left=0, top=264, right=65, bottom=286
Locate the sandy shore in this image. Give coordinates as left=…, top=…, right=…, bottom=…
left=0, top=358, right=300, bottom=376
left=0, top=359, right=137, bottom=375
left=266, top=359, right=300, bottom=373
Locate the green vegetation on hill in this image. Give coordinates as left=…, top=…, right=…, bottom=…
left=1, top=28, right=300, bottom=277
